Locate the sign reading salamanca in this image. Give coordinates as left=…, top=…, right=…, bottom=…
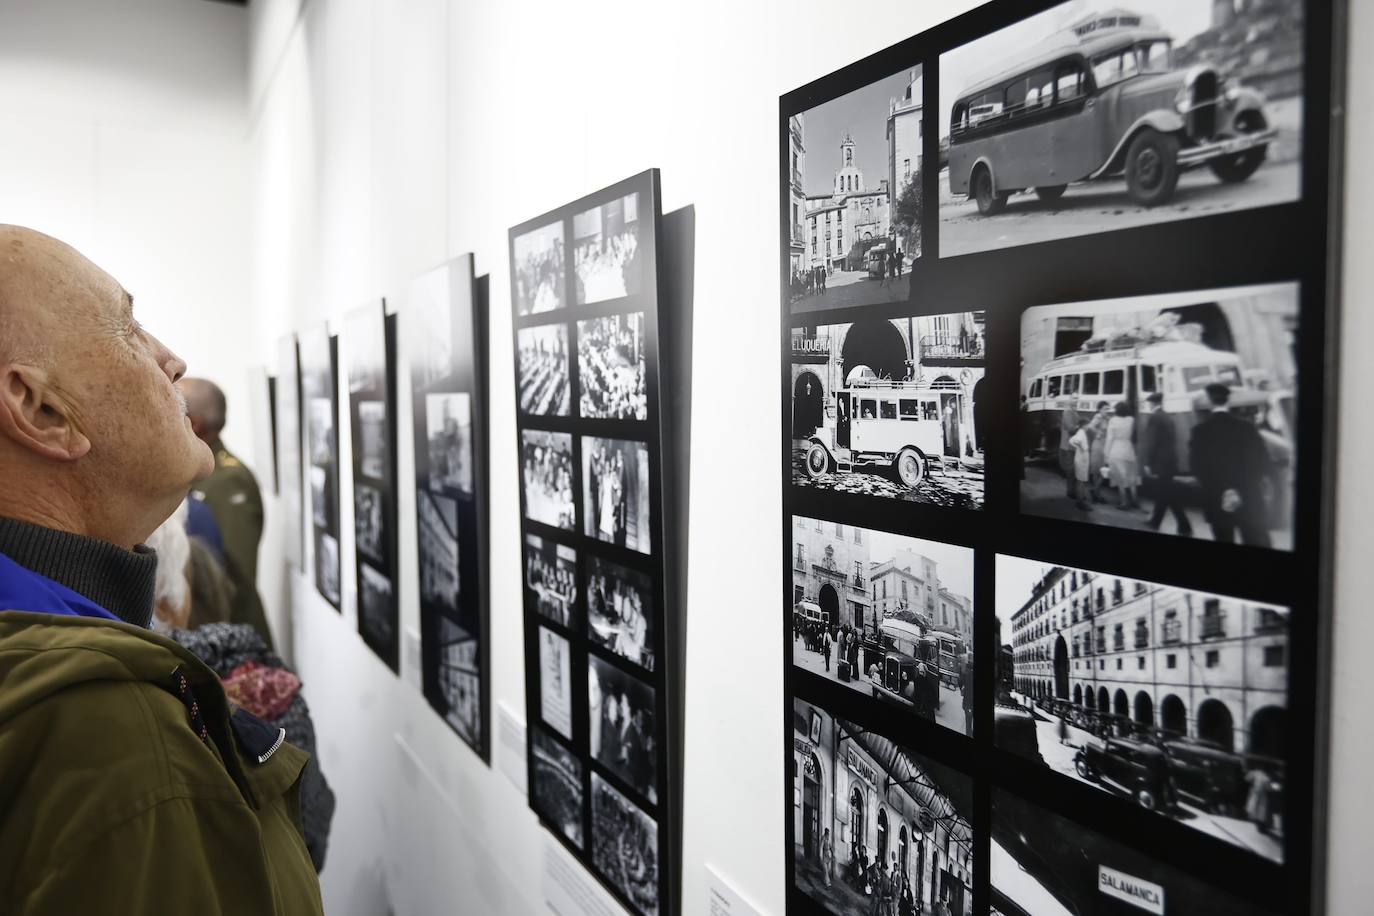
left=1098, top=865, right=1165, bottom=915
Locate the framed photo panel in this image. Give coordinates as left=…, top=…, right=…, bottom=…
left=782, top=1, right=1345, bottom=913
left=509, top=170, right=682, bottom=916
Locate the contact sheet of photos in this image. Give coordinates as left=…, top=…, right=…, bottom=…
left=508, top=170, right=681, bottom=916
left=782, top=1, right=1344, bottom=914
left=404, top=254, right=491, bottom=761
left=301, top=324, right=342, bottom=611
left=347, top=301, right=400, bottom=671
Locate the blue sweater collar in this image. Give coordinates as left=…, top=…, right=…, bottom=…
left=0, top=552, right=121, bottom=621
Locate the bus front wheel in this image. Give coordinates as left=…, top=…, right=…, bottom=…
left=1125, top=129, right=1180, bottom=207
left=972, top=167, right=1008, bottom=215
left=804, top=442, right=831, bottom=479
left=893, top=447, right=925, bottom=488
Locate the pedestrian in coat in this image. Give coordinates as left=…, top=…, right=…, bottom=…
left=1189, top=383, right=1273, bottom=546
left=1070, top=420, right=1094, bottom=512
left=1139, top=391, right=1194, bottom=534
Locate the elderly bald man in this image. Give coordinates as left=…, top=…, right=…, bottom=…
left=179, top=376, right=274, bottom=649
left=0, top=226, right=323, bottom=915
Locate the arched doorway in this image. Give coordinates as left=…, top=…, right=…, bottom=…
left=1197, top=699, right=1235, bottom=751
left=1097, top=686, right=1110, bottom=714
left=840, top=319, right=908, bottom=383
left=1053, top=636, right=1069, bottom=699
left=876, top=808, right=889, bottom=864
left=1134, top=691, right=1154, bottom=729
left=802, top=753, right=822, bottom=858
left=1160, top=695, right=1186, bottom=736
left=972, top=377, right=986, bottom=452
left=1113, top=689, right=1129, bottom=720
left=818, top=584, right=839, bottom=627
left=1249, top=706, right=1286, bottom=758
left=1085, top=687, right=1096, bottom=710
left=793, top=371, right=825, bottom=438
left=849, top=786, right=865, bottom=859
left=1073, top=683, right=1083, bottom=706
left=898, top=826, right=909, bottom=879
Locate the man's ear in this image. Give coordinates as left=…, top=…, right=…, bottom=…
left=0, top=364, right=91, bottom=461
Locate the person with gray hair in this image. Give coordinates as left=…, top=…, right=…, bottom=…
left=0, top=225, right=322, bottom=914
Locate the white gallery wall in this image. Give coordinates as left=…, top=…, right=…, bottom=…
left=4, top=0, right=1368, bottom=914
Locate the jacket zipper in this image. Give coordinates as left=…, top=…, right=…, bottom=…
left=257, top=727, right=287, bottom=764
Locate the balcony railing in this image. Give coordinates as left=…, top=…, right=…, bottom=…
left=919, top=333, right=984, bottom=361
left=1201, top=615, right=1226, bottom=639
left=1134, top=631, right=1149, bottom=649
left=1161, top=621, right=1183, bottom=645
left=792, top=166, right=804, bottom=190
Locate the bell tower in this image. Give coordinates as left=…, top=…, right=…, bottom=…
left=834, top=133, right=864, bottom=196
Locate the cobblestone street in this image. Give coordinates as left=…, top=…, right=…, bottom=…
left=792, top=442, right=983, bottom=509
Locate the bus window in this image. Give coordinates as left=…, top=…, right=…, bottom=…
left=1103, top=369, right=1125, bottom=396
left=1055, top=61, right=1088, bottom=102
left=1029, top=379, right=1043, bottom=398
left=1139, top=365, right=1157, bottom=393
left=1181, top=366, right=1213, bottom=392
left=900, top=399, right=920, bottom=419
left=1081, top=372, right=1101, bottom=395
left=922, top=400, right=939, bottom=421
left=1092, top=46, right=1140, bottom=90
left=1063, top=374, right=1079, bottom=396
left=1047, top=375, right=1062, bottom=398
left=880, top=401, right=897, bottom=419
left=1006, top=66, right=1055, bottom=116
left=1137, top=40, right=1172, bottom=73
left=860, top=399, right=878, bottom=419
left=951, top=103, right=967, bottom=135
left=1215, top=365, right=1241, bottom=386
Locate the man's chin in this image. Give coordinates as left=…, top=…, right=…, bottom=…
left=190, top=438, right=216, bottom=481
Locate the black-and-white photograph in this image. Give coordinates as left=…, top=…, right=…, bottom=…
left=310, top=465, right=328, bottom=528
left=418, top=489, right=459, bottom=614
left=355, top=483, right=385, bottom=562
left=518, top=324, right=570, bottom=416
left=995, top=554, right=1288, bottom=863
left=307, top=396, right=334, bottom=467
left=586, top=556, right=654, bottom=672
left=1020, top=282, right=1298, bottom=550
left=582, top=436, right=651, bottom=553
left=939, top=1, right=1304, bottom=258
left=426, top=392, right=473, bottom=495
left=359, top=562, right=395, bottom=648
left=589, top=655, right=657, bottom=804
left=578, top=313, right=647, bottom=421
left=532, top=728, right=584, bottom=849
left=539, top=626, right=574, bottom=740
left=513, top=220, right=566, bottom=315
left=435, top=615, right=480, bottom=747
left=574, top=192, right=642, bottom=305
left=522, top=429, right=576, bottom=530
left=791, top=516, right=975, bottom=736
left=357, top=400, right=387, bottom=479
left=787, top=65, right=923, bottom=314
left=316, top=530, right=340, bottom=606
left=992, top=789, right=1275, bottom=915
left=591, top=772, right=659, bottom=916
left=792, top=697, right=973, bottom=916
left=792, top=311, right=985, bottom=508
left=524, top=534, right=577, bottom=627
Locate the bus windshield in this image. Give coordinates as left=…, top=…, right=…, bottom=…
left=1091, top=40, right=1172, bottom=89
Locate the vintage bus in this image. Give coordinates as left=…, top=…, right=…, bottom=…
left=948, top=11, right=1276, bottom=213
left=871, top=619, right=941, bottom=720
left=802, top=366, right=965, bottom=488
left=1023, top=331, right=1294, bottom=476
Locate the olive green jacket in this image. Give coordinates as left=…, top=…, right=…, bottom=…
left=193, top=440, right=273, bottom=649
left=0, top=611, right=323, bottom=915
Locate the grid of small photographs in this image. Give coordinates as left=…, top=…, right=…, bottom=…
left=406, top=254, right=490, bottom=761
left=784, top=1, right=1338, bottom=913
left=510, top=171, right=675, bottom=916
left=300, top=325, right=341, bottom=611
left=347, top=301, right=399, bottom=671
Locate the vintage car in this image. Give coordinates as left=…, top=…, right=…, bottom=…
left=871, top=648, right=939, bottom=721
left=1074, top=737, right=1176, bottom=811
left=994, top=705, right=1044, bottom=766
left=948, top=11, right=1277, bottom=213
left=1161, top=738, right=1248, bottom=815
